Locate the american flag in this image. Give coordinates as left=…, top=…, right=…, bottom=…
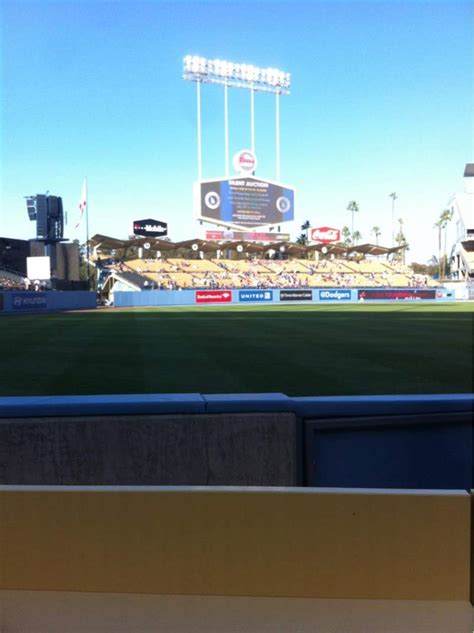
left=75, top=179, right=87, bottom=229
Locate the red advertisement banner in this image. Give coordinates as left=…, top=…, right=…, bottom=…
left=195, top=290, right=232, bottom=303
left=310, top=227, right=340, bottom=243
left=205, top=230, right=289, bottom=242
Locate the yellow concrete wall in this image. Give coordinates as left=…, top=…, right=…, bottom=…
left=0, top=487, right=470, bottom=600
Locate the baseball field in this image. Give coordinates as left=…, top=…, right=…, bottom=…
left=0, top=303, right=472, bottom=396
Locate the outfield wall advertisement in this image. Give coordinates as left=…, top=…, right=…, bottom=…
left=319, top=289, right=352, bottom=301
left=239, top=290, right=273, bottom=302
left=11, top=292, right=48, bottom=310
left=1, top=291, right=97, bottom=313
left=358, top=289, right=437, bottom=301
left=113, top=287, right=452, bottom=308
left=195, top=290, right=232, bottom=304
left=280, top=290, right=312, bottom=301
left=195, top=177, right=294, bottom=230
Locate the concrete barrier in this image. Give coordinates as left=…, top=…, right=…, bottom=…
left=1, top=393, right=472, bottom=488
left=0, top=413, right=301, bottom=486
left=0, top=487, right=469, bottom=600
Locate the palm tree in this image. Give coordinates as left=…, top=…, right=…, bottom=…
left=395, top=219, right=408, bottom=265
left=301, top=220, right=311, bottom=242
left=389, top=192, right=398, bottom=247
left=341, top=226, right=351, bottom=246
left=441, top=208, right=453, bottom=278
left=352, top=230, right=362, bottom=245
left=347, top=201, right=359, bottom=236
left=434, top=209, right=454, bottom=278
left=433, top=218, right=443, bottom=278
left=296, top=233, right=307, bottom=246
left=371, top=226, right=381, bottom=245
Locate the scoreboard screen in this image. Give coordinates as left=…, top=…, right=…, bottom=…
left=195, top=177, right=294, bottom=230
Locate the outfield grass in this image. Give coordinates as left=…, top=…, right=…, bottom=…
left=0, top=303, right=472, bottom=396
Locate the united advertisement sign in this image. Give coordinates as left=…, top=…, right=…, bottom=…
left=195, top=290, right=232, bottom=304
left=310, top=227, right=340, bottom=243
left=239, top=290, right=273, bottom=302
left=195, top=177, right=295, bottom=231
left=133, top=218, right=168, bottom=238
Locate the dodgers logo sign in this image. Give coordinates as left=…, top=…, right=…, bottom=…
left=319, top=289, right=352, bottom=301
left=239, top=290, right=273, bottom=302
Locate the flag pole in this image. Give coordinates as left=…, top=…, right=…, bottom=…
left=85, top=178, right=90, bottom=291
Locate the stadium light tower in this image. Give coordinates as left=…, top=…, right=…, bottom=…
left=183, top=56, right=291, bottom=181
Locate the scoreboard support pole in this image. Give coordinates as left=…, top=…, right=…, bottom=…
left=250, top=85, right=255, bottom=154
left=275, top=90, right=281, bottom=181
left=224, top=81, right=230, bottom=178
left=197, top=80, right=203, bottom=181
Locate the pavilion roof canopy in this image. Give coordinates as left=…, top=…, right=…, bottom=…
left=346, top=243, right=402, bottom=255
left=173, top=239, right=219, bottom=253
left=307, top=242, right=348, bottom=255
left=223, top=241, right=266, bottom=253
left=90, top=234, right=177, bottom=251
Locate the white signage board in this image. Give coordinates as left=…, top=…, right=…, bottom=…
left=27, top=256, right=51, bottom=280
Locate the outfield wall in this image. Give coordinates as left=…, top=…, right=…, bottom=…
left=113, top=287, right=453, bottom=307
left=0, top=291, right=96, bottom=313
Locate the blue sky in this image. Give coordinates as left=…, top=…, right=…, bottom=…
left=1, top=0, right=472, bottom=261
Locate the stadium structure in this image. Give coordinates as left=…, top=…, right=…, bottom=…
left=89, top=233, right=439, bottom=304
left=449, top=163, right=474, bottom=280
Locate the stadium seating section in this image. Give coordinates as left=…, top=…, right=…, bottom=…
left=107, top=258, right=439, bottom=290
left=0, top=275, right=24, bottom=290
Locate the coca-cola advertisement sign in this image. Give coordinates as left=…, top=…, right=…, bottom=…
left=310, top=227, right=340, bottom=243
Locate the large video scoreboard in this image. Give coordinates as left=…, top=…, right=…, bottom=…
left=195, top=177, right=295, bottom=231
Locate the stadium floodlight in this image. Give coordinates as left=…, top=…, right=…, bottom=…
left=184, top=55, right=291, bottom=184
left=183, top=55, right=291, bottom=94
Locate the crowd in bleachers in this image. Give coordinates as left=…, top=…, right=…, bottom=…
left=0, top=275, right=24, bottom=290
left=104, top=257, right=438, bottom=291
left=0, top=273, right=51, bottom=291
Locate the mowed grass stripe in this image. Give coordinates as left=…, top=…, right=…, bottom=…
left=0, top=304, right=472, bottom=396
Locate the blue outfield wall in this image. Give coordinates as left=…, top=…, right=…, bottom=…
left=113, top=287, right=453, bottom=307
left=1, top=291, right=96, bottom=313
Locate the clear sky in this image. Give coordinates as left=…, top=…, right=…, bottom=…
left=1, top=0, right=472, bottom=261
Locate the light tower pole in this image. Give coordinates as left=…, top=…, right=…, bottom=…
left=250, top=83, right=255, bottom=154
left=275, top=90, right=281, bottom=181
left=196, top=80, right=202, bottom=181
left=224, top=79, right=229, bottom=177
left=183, top=56, right=291, bottom=182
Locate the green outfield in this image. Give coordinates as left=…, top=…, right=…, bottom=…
left=0, top=303, right=472, bottom=397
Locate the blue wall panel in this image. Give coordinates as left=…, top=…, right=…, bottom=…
left=304, top=412, right=473, bottom=490
left=1, top=291, right=96, bottom=313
